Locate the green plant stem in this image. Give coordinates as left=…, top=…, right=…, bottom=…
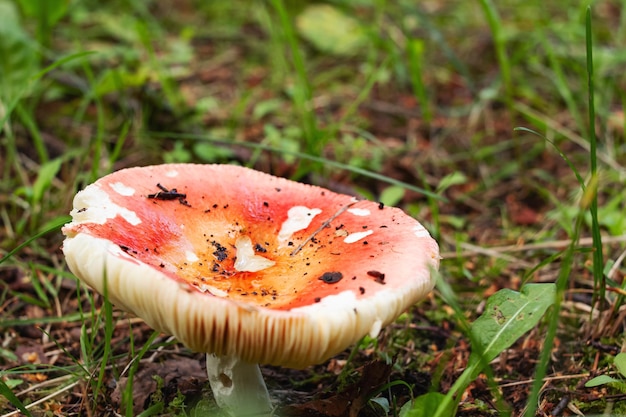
left=407, top=38, right=432, bottom=125
left=79, top=59, right=105, bottom=181
left=15, top=103, right=48, bottom=163
left=122, top=331, right=161, bottom=416
left=269, top=0, right=320, bottom=159
left=523, top=200, right=585, bottom=417
left=586, top=6, right=605, bottom=306
left=478, top=0, right=512, bottom=109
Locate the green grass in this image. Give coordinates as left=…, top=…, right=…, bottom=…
left=1, top=0, right=626, bottom=416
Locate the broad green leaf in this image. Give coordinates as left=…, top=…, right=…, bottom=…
left=585, top=374, right=620, bottom=387
left=296, top=4, right=368, bottom=56
left=369, top=397, right=390, bottom=413
left=470, top=284, right=556, bottom=366
left=614, top=352, right=626, bottom=378
left=3, top=379, right=23, bottom=389
left=0, top=347, right=18, bottom=362
left=253, top=98, right=284, bottom=120
left=95, top=67, right=151, bottom=96
left=31, top=157, right=63, bottom=205
left=193, top=142, right=234, bottom=163
left=400, top=392, right=447, bottom=417
left=436, top=171, right=468, bottom=193
left=379, top=185, right=405, bottom=207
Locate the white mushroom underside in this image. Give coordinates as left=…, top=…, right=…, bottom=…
left=62, top=232, right=437, bottom=368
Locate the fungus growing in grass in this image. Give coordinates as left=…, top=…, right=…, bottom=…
left=62, top=164, right=439, bottom=416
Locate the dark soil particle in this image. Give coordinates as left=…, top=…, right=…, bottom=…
left=367, top=270, right=385, bottom=284
left=211, top=241, right=228, bottom=261
left=319, top=271, right=343, bottom=284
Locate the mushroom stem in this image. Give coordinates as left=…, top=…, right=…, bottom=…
left=205, top=353, right=272, bottom=416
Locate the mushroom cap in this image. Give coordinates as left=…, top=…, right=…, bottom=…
left=62, top=164, right=439, bottom=368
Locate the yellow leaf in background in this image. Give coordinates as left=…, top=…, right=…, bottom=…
left=296, top=4, right=368, bottom=56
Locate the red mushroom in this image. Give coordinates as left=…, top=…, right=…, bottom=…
left=62, top=164, right=439, bottom=416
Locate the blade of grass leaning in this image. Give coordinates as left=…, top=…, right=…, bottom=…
left=122, top=331, right=161, bottom=416
left=514, top=127, right=586, bottom=188
left=147, top=131, right=446, bottom=201
left=0, top=378, right=34, bottom=417
left=522, top=16, right=604, bottom=404
left=523, top=180, right=590, bottom=417
left=585, top=6, right=605, bottom=307
left=0, top=215, right=70, bottom=265
left=94, top=276, right=115, bottom=403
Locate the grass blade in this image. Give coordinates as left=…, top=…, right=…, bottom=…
left=0, top=378, right=34, bottom=417
left=0, top=216, right=70, bottom=265
left=585, top=6, right=605, bottom=306
left=147, top=131, right=446, bottom=201
left=478, top=0, right=511, bottom=108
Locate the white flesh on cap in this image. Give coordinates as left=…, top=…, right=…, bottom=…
left=234, top=236, right=276, bottom=272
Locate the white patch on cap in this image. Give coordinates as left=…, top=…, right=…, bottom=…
left=347, top=208, right=371, bottom=216
left=413, top=224, right=431, bottom=238
left=234, top=236, right=276, bottom=272
left=344, top=229, right=373, bottom=243
left=165, top=170, right=179, bottom=177
left=70, top=185, right=141, bottom=226
left=278, top=206, right=322, bottom=242
left=109, top=182, right=135, bottom=196
left=185, top=250, right=199, bottom=262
